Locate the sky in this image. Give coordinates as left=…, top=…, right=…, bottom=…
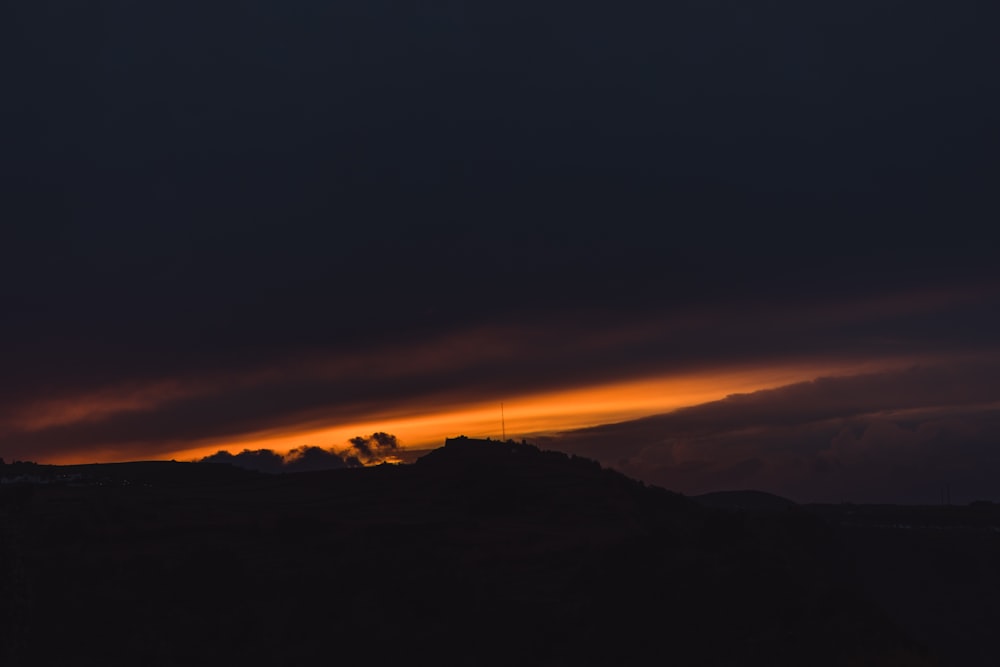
left=4, top=1, right=1000, bottom=502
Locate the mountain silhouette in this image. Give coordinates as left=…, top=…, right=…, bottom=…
left=1, top=437, right=934, bottom=666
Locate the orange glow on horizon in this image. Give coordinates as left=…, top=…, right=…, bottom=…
left=156, top=359, right=895, bottom=464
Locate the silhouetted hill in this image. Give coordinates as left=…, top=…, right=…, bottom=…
left=1, top=439, right=936, bottom=666
left=695, top=489, right=799, bottom=512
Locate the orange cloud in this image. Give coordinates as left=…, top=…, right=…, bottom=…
left=6, top=380, right=192, bottom=433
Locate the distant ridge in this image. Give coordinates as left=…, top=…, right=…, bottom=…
left=694, top=489, right=799, bottom=512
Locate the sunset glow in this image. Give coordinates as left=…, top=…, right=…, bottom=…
left=6, top=5, right=1000, bottom=664
left=163, top=358, right=902, bottom=464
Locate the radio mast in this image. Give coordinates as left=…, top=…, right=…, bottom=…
left=501, top=402, right=506, bottom=441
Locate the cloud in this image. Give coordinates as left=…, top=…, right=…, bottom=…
left=200, top=446, right=355, bottom=473
left=283, top=446, right=354, bottom=472
left=201, top=448, right=288, bottom=474
left=1, top=262, right=997, bottom=468
left=197, top=434, right=404, bottom=473
left=4, top=282, right=997, bottom=465
left=343, top=432, right=400, bottom=465
left=3, top=0, right=998, bottom=471
left=545, top=362, right=1000, bottom=504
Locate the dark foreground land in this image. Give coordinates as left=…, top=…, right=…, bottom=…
left=807, top=502, right=1000, bottom=667
left=0, top=439, right=956, bottom=666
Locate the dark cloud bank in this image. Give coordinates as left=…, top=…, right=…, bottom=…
left=3, top=0, right=1000, bottom=504
left=545, top=362, right=1000, bottom=504
left=4, top=0, right=998, bottom=404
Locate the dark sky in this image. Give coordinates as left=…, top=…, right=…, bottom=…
left=3, top=1, right=999, bottom=501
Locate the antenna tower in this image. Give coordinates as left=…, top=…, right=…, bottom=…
left=501, top=402, right=506, bottom=441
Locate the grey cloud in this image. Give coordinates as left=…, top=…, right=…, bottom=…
left=201, top=448, right=288, bottom=474
left=547, top=363, right=1000, bottom=504
left=344, top=432, right=400, bottom=465
left=283, top=446, right=353, bottom=472
left=200, top=446, right=356, bottom=473
left=3, top=0, right=998, bottom=469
